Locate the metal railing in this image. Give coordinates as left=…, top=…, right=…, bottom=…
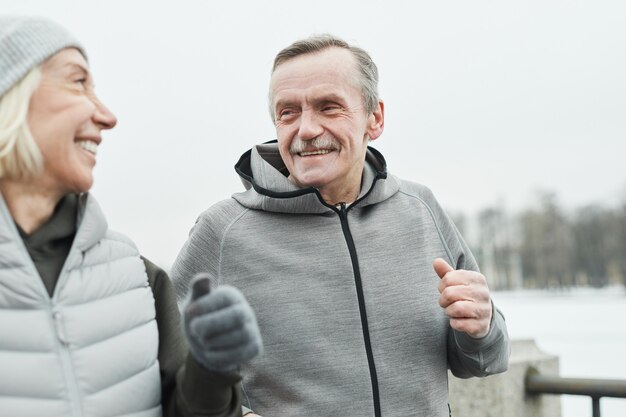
left=525, top=368, right=626, bottom=417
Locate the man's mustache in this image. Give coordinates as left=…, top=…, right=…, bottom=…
left=290, top=135, right=341, bottom=154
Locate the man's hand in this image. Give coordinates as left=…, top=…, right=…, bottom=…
left=433, top=258, right=493, bottom=338
left=183, top=274, right=263, bottom=372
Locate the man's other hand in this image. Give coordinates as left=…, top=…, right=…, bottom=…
left=433, top=258, right=493, bottom=338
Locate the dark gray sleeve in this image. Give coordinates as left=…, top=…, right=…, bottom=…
left=175, top=355, right=243, bottom=417
left=142, top=257, right=243, bottom=417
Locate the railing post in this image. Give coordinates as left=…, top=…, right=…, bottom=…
left=592, top=397, right=600, bottom=417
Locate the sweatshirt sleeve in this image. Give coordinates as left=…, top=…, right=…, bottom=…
left=410, top=184, right=511, bottom=378
left=447, top=301, right=510, bottom=378
left=142, top=257, right=243, bottom=417
left=441, top=218, right=511, bottom=378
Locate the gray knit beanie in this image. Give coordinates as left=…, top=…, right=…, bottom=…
left=0, top=16, right=86, bottom=98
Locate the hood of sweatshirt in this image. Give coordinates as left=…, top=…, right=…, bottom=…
left=232, top=141, right=400, bottom=214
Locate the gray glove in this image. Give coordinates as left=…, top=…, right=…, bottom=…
left=182, top=274, right=263, bottom=373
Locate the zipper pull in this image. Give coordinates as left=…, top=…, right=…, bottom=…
left=53, top=310, right=68, bottom=344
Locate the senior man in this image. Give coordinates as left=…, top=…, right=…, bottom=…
left=172, top=34, right=510, bottom=417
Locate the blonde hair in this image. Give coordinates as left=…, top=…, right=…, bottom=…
left=0, top=66, right=43, bottom=179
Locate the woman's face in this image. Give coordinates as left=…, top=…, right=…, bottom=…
left=27, top=48, right=117, bottom=195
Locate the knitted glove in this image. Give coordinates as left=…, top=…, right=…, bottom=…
left=182, top=273, right=263, bottom=373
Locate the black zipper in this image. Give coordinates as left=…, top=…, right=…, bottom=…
left=336, top=202, right=381, bottom=417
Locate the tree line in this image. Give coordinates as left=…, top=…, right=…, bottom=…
left=454, top=191, right=626, bottom=290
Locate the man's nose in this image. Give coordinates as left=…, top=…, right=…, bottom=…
left=297, top=110, right=323, bottom=140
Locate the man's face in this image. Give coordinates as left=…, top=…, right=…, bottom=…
left=270, top=47, right=384, bottom=204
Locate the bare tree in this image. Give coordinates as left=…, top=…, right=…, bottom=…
left=476, top=205, right=522, bottom=290
left=518, top=192, right=575, bottom=288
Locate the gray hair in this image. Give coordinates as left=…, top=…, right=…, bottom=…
left=269, top=34, right=379, bottom=120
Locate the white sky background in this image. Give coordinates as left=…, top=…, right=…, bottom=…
left=4, top=0, right=626, bottom=268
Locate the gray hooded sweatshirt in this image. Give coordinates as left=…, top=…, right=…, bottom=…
left=171, top=143, right=510, bottom=417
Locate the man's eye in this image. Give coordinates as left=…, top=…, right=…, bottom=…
left=278, top=109, right=297, bottom=119
left=322, top=105, right=341, bottom=112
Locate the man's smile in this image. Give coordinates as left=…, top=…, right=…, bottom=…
left=298, top=149, right=333, bottom=157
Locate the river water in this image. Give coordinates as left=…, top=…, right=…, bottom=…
left=493, top=287, right=626, bottom=417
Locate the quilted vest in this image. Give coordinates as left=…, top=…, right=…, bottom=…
left=0, top=193, right=161, bottom=417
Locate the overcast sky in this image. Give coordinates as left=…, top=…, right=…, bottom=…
left=4, top=0, right=625, bottom=267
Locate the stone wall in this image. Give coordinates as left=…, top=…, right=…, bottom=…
left=448, top=339, right=561, bottom=417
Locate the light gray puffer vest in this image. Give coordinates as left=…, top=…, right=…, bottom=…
left=0, top=193, right=161, bottom=417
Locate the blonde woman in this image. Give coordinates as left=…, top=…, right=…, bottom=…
left=0, top=16, right=261, bottom=417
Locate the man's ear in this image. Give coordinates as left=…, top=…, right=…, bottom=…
left=367, top=100, right=385, bottom=141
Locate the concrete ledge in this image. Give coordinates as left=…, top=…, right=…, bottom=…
left=448, top=339, right=561, bottom=417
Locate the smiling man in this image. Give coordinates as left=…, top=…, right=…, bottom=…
left=172, top=35, right=510, bottom=417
